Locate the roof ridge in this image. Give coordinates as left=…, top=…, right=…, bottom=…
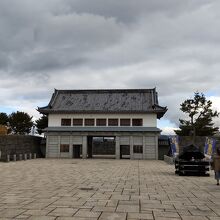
left=55, top=89, right=156, bottom=93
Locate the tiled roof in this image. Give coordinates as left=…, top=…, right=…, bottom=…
left=38, top=89, right=167, bottom=118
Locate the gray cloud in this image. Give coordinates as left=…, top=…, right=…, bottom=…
left=64, top=0, right=212, bottom=23
left=0, top=0, right=220, bottom=131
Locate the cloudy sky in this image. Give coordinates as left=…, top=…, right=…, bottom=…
left=0, top=0, right=220, bottom=134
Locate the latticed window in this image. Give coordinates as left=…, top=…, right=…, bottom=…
left=133, top=145, right=143, bottom=154
left=108, top=119, right=118, bottom=126
left=132, top=119, right=143, bottom=126
left=61, top=118, right=71, bottom=126
left=96, top=119, right=106, bottom=126
left=120, top=119, right=130, bottom=126
left=60, top=144, right=69, bottom=152
left=73, top=118, right=83, bottom=126
left=85, top=119, right=95, bottom=126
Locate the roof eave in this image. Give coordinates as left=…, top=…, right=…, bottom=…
left=156, top=108, right=168, bottom=119
left=36, top=109, right=167, bottom=115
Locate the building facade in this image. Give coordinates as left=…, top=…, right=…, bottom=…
left=38, top=89, right=167, bottom=159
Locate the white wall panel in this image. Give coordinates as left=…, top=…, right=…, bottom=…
left=48, top=113, right=157, bottom=127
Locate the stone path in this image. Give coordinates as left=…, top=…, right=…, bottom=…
left=0, top=159, right=219, bottom=220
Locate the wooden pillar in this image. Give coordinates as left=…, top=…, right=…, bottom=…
left=130, top=136, right=134, bottom=160
left=69, top=135, right=73, bottom=158
left=87, top=136, right=93, bottom=158
left=115, top=136, right=120, bottom=159
left=143, top=135, right=146, bottom=160
left=82, top=136, right=87, bottom=159
left=46, top=135, right=49, bottom=158
left=58, top=136, right=61, bottom=158
left=155, top=135, right=159, bottom=160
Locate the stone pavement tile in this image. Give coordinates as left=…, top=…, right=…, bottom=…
left=92, top=206, right=116, bottom=212
left=141, top=203, right=174, bottom=211
left=23, top=202, right=50, bottom=209
left=212, top=210, right=220, bottom=216
left=116, top=204, right=139, bottom=213
left=119, top=200, right=139, bottom=205
left=28, top=216, right=56, bottom=220
left=0, top=209, right=26, bottom=218
left=149, top=195, right=170, bottom=200
left=75, top=192, right=95, bottom=198
left=57, top=217, right=98, bottom=220
left=20, top=199, right=36, bottom=205
left=42, top=207, right=57, bottom=213
left=130, top=195, right=149, bottom=200
left=168, top=196, right=193, bottom=203
left=15, top=214, right=30, bottom=219
left=181, top=216, right=209, bottom=220
left=78, top=203, right=93, bottom=209
left=84, top=200, right=108, bottom=207
left=189, top=209, right=217, bottom=216
left=0, top=204, right=24, bottom=209
left=48, top=207, right=78, bottom=217
left=35, top=198, right=60, bottom=204
left=110, top=195, right=130, bottom=200
left=127, top=212, right=154, bottom=219
left=153, top=218, right=181, bottom=220
left=176, top=210, right=191, bottom=216
left=209, top=198, right=220, bottom=205
left=55, top=197, right=82, bottom=202
left=174, top=204, right=198, bottom=210
left=2, top=197, right=26, bottom=204
left=74, top=207, right=92, bottom=212
left=0, top=218, right=16, bottom=220
left=122, top=189, right=139, bottom=195
left=190, top=198, right=212, bottom=205
left=106, top=200, right=119, bottom=207
left=23, top=209, right=51, bottom=216
left=207, top=217, right=220, bottom=220
left=73, top=210, right=101, bottom=218
left=162, top=200, right=186, bottom=206
left=99, top=212, right=127, bottom=220
left=153, top=210, right=180, bottom=218
left=51, top=201, right=85, bottom=207
left=91, top=193, right=111, bottom=200
left=196, top=205, right=213, bottom=211
left=141, top=199, right=161, bottom=204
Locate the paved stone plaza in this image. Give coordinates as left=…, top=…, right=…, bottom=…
left=0, top=159, right=220, bottom=220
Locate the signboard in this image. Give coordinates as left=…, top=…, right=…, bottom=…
left=204, top=137, right=216, bottom=157
left=170, top=136, right=179, bottom=156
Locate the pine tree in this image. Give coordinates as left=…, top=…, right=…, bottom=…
left=35, top=115, right=48, bottom=134
left=0, top=112, right=9, bottom=125
left=8, top=111, right=33, bottom=134
left=175, top=92, right=219, bottom=137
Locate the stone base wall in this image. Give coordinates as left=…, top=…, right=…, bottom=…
left=0, top=135, right=45, bottom=161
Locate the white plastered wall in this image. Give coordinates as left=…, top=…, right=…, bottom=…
left=48, top=113, right=157, bottom=127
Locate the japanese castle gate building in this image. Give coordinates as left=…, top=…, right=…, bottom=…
left=38, top=89, right=167, bottom=160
